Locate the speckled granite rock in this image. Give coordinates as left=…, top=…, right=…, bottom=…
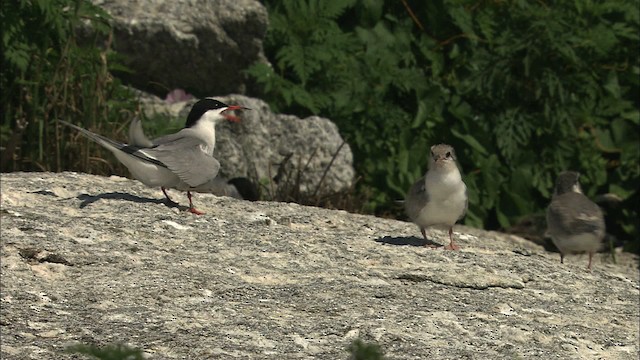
left=1, top=172, right=638, bottom=359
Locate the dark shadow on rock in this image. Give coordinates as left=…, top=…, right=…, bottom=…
left=29, top=190, right=58, bottom=197
left=77, top=192, right=187, bottom=211
left=375, top=236, right=442, bottom=248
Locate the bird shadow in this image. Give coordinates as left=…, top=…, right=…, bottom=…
left=374, top=235, right=443, bottom=248
left=77, top=192, right=188, bottom=211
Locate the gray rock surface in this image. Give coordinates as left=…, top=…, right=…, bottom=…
left=89, top=0, right=268, bottom=96
left=1, top=172, right=639, bottom=359
left=139, top=93, right=355, bottom=197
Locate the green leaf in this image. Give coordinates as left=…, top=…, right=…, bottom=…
left=451, top=128, right=488, bottom=156
left=609, top=183, right=634, bottom=199
left=621, top=110, right=640, bottom=125
left=448, top=6, right=475, bottom=39
left=496, top=207, right=510, bottom=229
left=603, top=71, right=621, bottom=98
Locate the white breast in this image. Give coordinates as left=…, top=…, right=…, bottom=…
left=190, top=120, right=216, bottom=156
left=414, top=168, right=467, bottom=227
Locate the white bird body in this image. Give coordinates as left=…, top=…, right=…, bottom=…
left=415, top=167, right=467, bottom=228
left=405, top=144, right=467, bottom=249
left=552, top=232, right=602, bottom=254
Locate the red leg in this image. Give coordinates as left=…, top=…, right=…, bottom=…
left=187, top=191, right=204, bottom=215
left=443, top=227, right=460, bottom=250
left=587, top=252, right=593, bottom=270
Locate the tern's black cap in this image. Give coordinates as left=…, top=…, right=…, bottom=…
left=185, top=98, right=230, bottom=128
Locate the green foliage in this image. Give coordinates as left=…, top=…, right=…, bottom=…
left=66, top=343, right=144, bottom=360
left=348, top=338, right=385, bottom=360
left=1, top=0, right=139, bottom=174
left=247, top=0, right=431, bottom=211
left=248, top=0, right=639, bottom=249
left=438, top=0, right=639, bottom=248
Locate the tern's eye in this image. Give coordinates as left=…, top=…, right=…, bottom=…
left=446, top=151, right=451, bottom=158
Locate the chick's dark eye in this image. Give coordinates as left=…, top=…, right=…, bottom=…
left=446, top=151, right=451, bottom=158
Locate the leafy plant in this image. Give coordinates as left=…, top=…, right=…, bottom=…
left=1, top=0, right=139, bottom=175
left=66, top=343, right=144, bottom=360
left=248, top=0, right=639, bottom=250
left=348, top=338, right=385, bottom=360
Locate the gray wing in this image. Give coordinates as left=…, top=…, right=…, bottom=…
left=404, top=176, right=428, bottom=222
left=128, top=117, right=154, bottom=147
left=547, top=193, right=605, bottom=236
left=142, top=136, right=220, bottom=187
left=149, top=131, right=185, bottom=146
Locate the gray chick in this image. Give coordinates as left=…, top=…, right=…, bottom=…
left=546, top=171, right=605, bottom=270
left=405, top=144, right=468, bottom=250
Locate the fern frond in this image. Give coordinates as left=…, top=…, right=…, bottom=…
left=320, top=0, right=357, bottom=19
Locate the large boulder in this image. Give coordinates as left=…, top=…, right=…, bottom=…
left=138, top=93, right=356, bottom=198
left=90, top=0, right=269, bottom=96
left=1, top=172, right=638, bottom=359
